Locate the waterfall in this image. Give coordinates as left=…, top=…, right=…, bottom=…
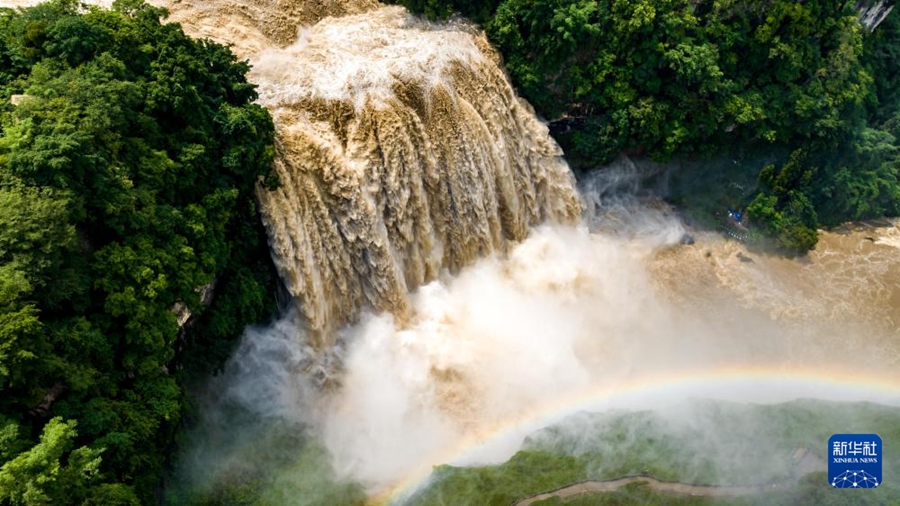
left=161, top=1, right=583, bottom=346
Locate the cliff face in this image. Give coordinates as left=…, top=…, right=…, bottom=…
left=858, top=0, right=895, bottom=30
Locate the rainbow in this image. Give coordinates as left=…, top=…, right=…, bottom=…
left=373, top=363, right=900, bottom=505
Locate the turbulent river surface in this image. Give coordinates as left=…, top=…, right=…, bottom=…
left=5, top=0, right=899, bottom=503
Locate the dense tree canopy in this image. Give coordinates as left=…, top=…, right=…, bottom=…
left=0, top=1, right=277, bottom=503
left=490, top=0, right=869, bottom=157
left=393, top=0, right=900, bottom=252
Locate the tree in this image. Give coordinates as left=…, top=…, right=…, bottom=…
left=747, top=150, right=819, bottom=253
left=0, top=1, right=277, bottom=502
left=0, top=417, right=140, bottom=506
left=398, top=0, right=899, bottom=250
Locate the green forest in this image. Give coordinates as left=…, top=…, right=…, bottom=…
left=394, top=0, right=900, bottom=252
left=0, top=1, right=277, bottom=503
left=0, top=0, right=899, bottom=505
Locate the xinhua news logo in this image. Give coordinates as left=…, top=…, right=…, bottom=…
left=829, top=434, right=882, bottom=489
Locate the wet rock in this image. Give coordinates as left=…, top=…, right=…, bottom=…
left=857, top=0, right=894, bottom=30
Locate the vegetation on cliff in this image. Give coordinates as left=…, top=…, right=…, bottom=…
left=393, top=0, right=900, bottom=252
left=0, top=1, right=277, bottom=503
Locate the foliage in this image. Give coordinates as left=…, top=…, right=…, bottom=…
left=408, top=399, right=900, bottom=505
left=746, top=150, right=819, bottom=253
left=165, top=421, right=367, bottom=506
left=0, top=0, right=277, bottom=503
left=813, top=128, right=900, bottom=226
left=399, top=0, right=900, bottom=252
left=0, top=417, right=140, bottom=506
left=486, top=0, right=870, bottom=159
left=529, top=476, right=891, bottom=505
left=863, top=4, right=900, bottom=126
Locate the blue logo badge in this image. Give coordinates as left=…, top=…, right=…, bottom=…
left=829, top=434, right=882, bottom=488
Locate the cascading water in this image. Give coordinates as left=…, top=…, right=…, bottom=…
left=160, top=2, right=582, bottom=347
left=254, top=9, right=582, bottom=344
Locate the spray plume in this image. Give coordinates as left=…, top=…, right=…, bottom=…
left=176, top=164, right=900, bottom=500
